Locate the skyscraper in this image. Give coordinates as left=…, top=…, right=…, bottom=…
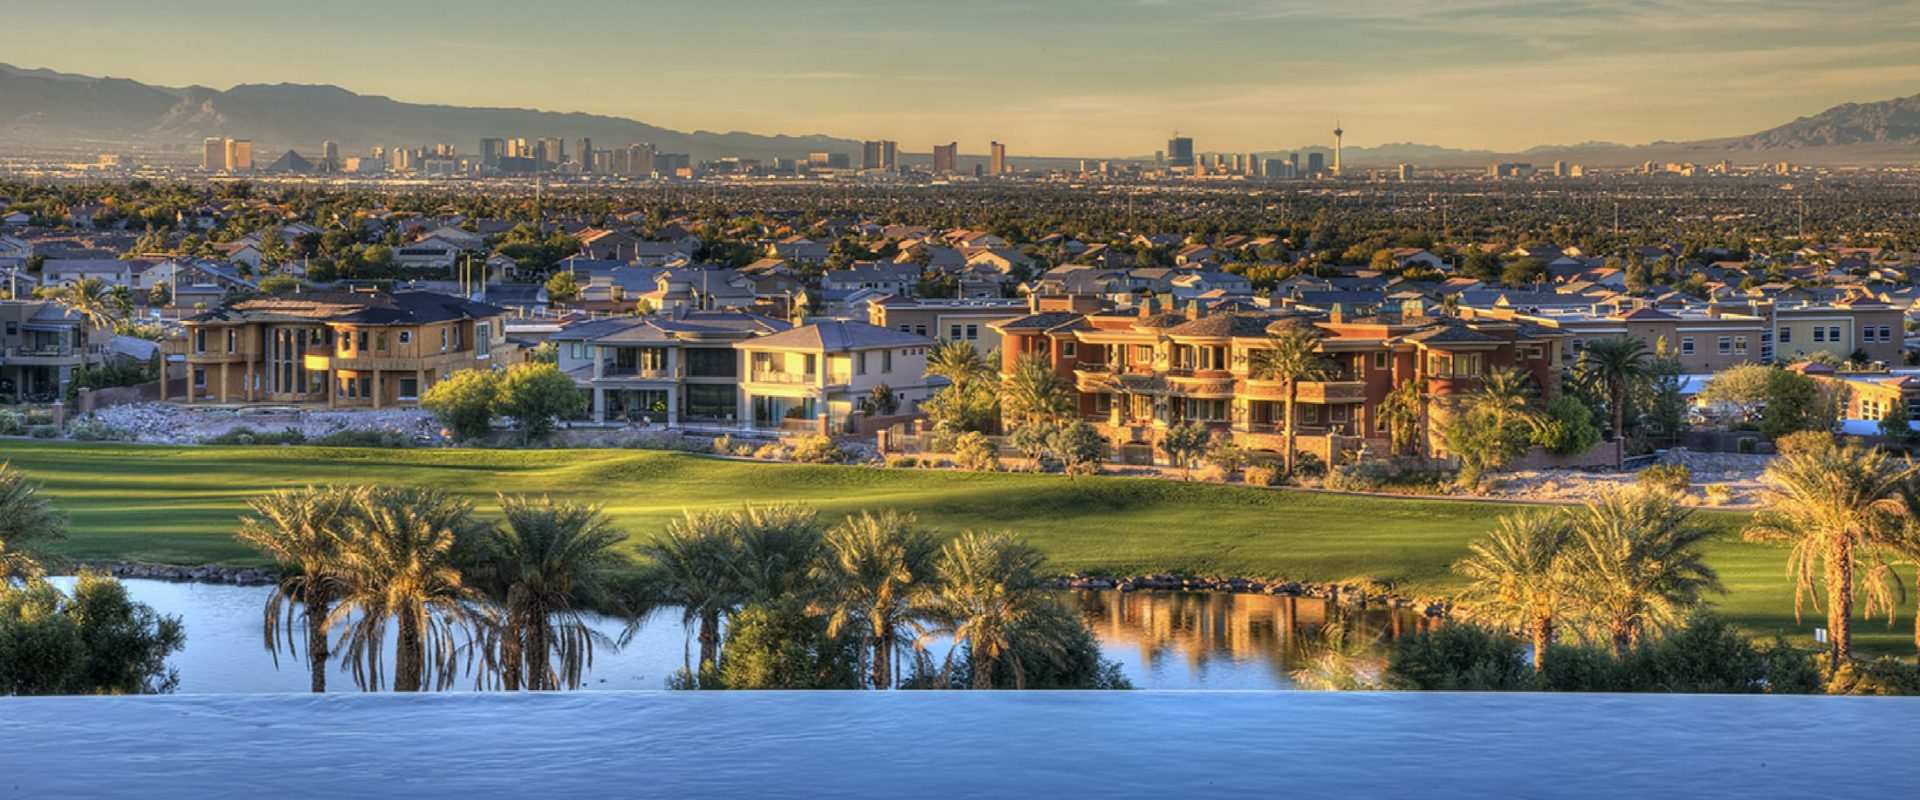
left=1397, top=163, right=1414, bottom=182
left=538, top=137, right=565, bottom=169
left=321, top=141, right=339, bottom=162
left=1306, top=152, right=1325, bottom=176
left=932, top=142, right=958, bottom=174
left=1331, top=120, right=1344, bottom=176
left=224, top=139, right=253, bottom=172
left=862, top=140, right=884, bottom=170
left=202, top=138, right=224, bottom=171
left=577, top=138, right=593, bottom=172
left=1167, top=136, right=1194, bottom=168
left=480, top=138, right=506, bottom=167
left=990, top=141, right=1007, bottom=175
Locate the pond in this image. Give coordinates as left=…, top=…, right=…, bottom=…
left=52, top=579, right=1425, bottom=692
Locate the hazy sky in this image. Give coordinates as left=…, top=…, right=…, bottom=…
left=10, top=0, right=1920, bottom=155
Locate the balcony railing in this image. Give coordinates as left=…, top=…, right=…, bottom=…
left=3, top=344, right=100, bottom=359
left=603, top=365, right=677, bottom=379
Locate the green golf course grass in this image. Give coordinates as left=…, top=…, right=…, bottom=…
left=3, top=439, right=1911, bottom=655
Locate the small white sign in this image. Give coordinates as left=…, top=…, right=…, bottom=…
left=1814, top=628, right=1829, bottom=643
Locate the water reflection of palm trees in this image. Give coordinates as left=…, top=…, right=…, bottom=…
left=1069, top=590, right=1429, bottom=684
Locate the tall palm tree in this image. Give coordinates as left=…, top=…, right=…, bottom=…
left=1001, top=353, right=1075, bottom=427
left=1377, top=379, right=1425, bottom=458
left=921, top=530, right=1059, bottom=689
left=1579, top=337, right=1651, bottom=440
left=1877, top=497, right=1920, bottom=666
left=812, top=510, right=939, bottom=689
left=479, top=495, right=627, bottom=691
left=1453, top=511, right=1571, bottom=672
left=325, top=487, right=485, bottom=692
left=53, top=276, right=122, bottom=331
left=1746, top=441, right=1911, bottom=663
left=0, top=463, right=68, bottom=583
left=236, top=485, right=358, bottom=693
left=636, top=509, right=743, bottom=677
left=1562, top=489, right=1722, bottom=659
left=1254, top=319, right=1333, bottom=473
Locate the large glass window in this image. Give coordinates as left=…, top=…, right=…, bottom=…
left=684, top=384, right=736, bottom=418
left=684, top=348, right=739, bottom=377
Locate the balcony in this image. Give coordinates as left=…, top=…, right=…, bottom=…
left=748, top=370, right=852, bottom=388
left=602, top=365, right=679, bottom=380
left=1244, top=377, right=1365, bottom=403
left=3, top=344, right=101, bottom=363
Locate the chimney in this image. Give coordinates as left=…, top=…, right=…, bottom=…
left=1329, top=303, right=1346, bottom=324
left=1185, top=300, right=1201, bottom=321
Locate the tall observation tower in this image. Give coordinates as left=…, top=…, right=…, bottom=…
left=1332, top=119, right=1344, bottom=176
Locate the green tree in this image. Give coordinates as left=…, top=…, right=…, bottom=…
left=1745, top=441, right=1911, bottom=663
left=715, top=598, right=861, bottom=689
left=235, top=485, right=358, bottom=693
left=1879, top=402, right=1914, bottom=443
left=1562, top=490, right=1722, bottom=659
left=52, top=276, right=122, bottom=330
left=1049, top=420, right=1105, bottom=476
left=477, top=495, right=627, bottom=690
left=1453, top=512, right=1572, bottom=672
left=1501, top=257, right=1546, bottom=287
left=325, top=487, right=486, bottom=692
left=1253, top=320, right=1333, bottom=473
left=420, top=368, right=500, bottom=442
left=921, top=530, right=1058, bottom=689
left=494, top=362, right=585, bottom=442
left=636, top=510, right=740, bottom=680
left=146, top=280, right=172, bottom=308
left=0, top=573, right=185, bottom=695
left=1378, top=379, right=1425, bottom=457
left=1578, top=337, right=1651, bottom=440
left=1531, top=395, right=1603, bottom=456
left=1158, top=419, right=1211, bottom=478
left=0, top=463, right=69, bottom=581
left=811, top=510, right=939, bottom=689
left=544, top=270, right=582, bottom=304
left=1001, top=353, right=1075, bottom=427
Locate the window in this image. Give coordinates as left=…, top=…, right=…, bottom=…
left=949, top=324, right=963, bottom=341
left=193, top=369, right=206, bottom=389
left=1717, top=337, right=1731, bottom=355
left=398, top=378, right=420, bottom=401
left=1812, top=327, right=1826, bottom=343
left=1777, top=327, right=1791, bottom=344
left=1829, top=326, right=1842, bottom=342
left=899, top=325, right=912, bottom=333
left=398, top=331, right=412, bottom=345
left=914, top=325, right=928, bottom=337
left=375, top=332, right=388, bottom=352
left=965, top=324, right=978, bottom=340
left=227, top=330, right=237, bottom=354
left=1373, top=351, right=1389, bottom=371
left=453, top=326, right=464, bottom=349
left=1734, top=336, right=1748, bottom=355
left=1884, top=325, right=1896, bottom=342
left=1680, top=337, right=1695, bottom=356
left=1132, top=345, right=1154, bottom=364
left=570, top=342, right=586, bottom=359
left=1061, top=341, right=1077, bottom=358
left=3, top=322, right=13, bottom=336
left=882, top=349, right=893, bottom=373
left=441, top=328, right=449, bottom=351
left=476, top=323, right=491, bottom=359
left=357, top=331, right=369, bottom=352
left=856, top=352, right=868, bottom=375
left=195, top=329, right=207, bottom=354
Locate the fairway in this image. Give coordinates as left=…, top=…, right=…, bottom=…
left=2, top=440, right=1908, bottom=654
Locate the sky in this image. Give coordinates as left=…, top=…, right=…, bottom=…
left=9, top=0, right=1920, bottom=156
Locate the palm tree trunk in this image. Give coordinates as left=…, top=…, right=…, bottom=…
left=972, top=652, right=994, bottom=690
left=306, top=594, right=330, bottom=694
left=500, top=616, right=524, bottom=691
left=525, top=622, right=550, bottom=691
left=395, top=609, right=424, bottom=692
left=1530, top=615, right=1551, bottom=673
left=1829, top=546, right=1852, bottom=664
left=872, top=634, right=893, bottom=691
left=1611, top=381, right=1626, bottom=441
left=698, top=608, right=721, bottom=680
left=1283, top=382, right=1298, bottom=475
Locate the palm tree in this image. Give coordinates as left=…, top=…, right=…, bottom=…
left=1468, top=367, right=1539, bottom=433
left=926, top=340, right=995, bottom=389
left=921, top=530, right=1059, bottom=689
left=235, top=485, right=358, bottom=693
left=1453, top=511, right=1571, bottom=672
left=636, top=509, right=743, bottom=677
left=479, top=495, right=627, bottom=691
left=1579, top=337, right=1651, bottom=440
left=725, top=504, right=825, bottom=603
left=1254, top=319, right=1333, bottom=474
left=1562, top=490, right=1722, bottom=659
left=0, top=463, right=68, bottom=582
left=53, top=276, right=122, bottom=331
left=1877, top=501, right=1920, bottom=667
left=812, top=510, right=939, bottom=689
left=1377, top=379, right=1425, bottom=458
left=325, top=487, right=485, bottom=692
left=1746, top=441, right=1911, bottom=663
left=1001, top=353, right=1075, bottom=427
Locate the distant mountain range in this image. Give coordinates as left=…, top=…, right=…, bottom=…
left=6, top=62, right=1920, bottom=167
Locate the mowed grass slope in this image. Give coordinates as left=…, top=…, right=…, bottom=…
left=2, top=440, right=1906, bottom=654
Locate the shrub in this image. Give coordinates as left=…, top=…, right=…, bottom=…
left=1536, top=643, right=1629, bottom=692
left=711, top=434, right=736, bottom=455
left=1205, top=437, right=1251, bottom=474
left=1532, top=395, right=1604, bottom=456
left=1635, top=463, right=1692, bottom=495
left=310, top=429, right=412, bottom=448
left=1325, top=460, right=1390, bottom=492
left=0, top=409, right=25, bottom=436
left=884, top=454, right=919, bottom=469
left=1243, top=463, right=1283, bottom=487
left=788, top=434, right=849, bottom=465
left=1291, top=451, right=1327, bottom=479
left=203, top=426, right=307, bottom=446
left=494, top=362, right=586, bottom=442
left=731, top=444, right=756, bottom=458
left=1824, top=657, right=1920, bottom=696
left=1049, top=421, right=1105, bottom=477
left=1384, top=624, right=1532, bottom=691
left=1621, top=611, right=1767, bottom=694
left=1702, top=483, right=1734, bottom=506
left=28, top=425, right=59, bottom=439
left=1758, top=639, right=1822, bottom=694
left=421, top=369, right=500, bottom=442
left=753, top=443, right=787, bottom=461
left=65, top=422, right=134, bottom=442
left=1194, top=464, right=1230, bottom=483
left=1774, top=430, right=1834, bottom=458
left=952, top=431, right=1000, bottom=472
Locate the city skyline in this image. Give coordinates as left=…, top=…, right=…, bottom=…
left=8, top=0, right=1920, bottom=156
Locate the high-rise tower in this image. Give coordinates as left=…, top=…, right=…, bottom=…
left=1332, top=119, right=1344, bottom=176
